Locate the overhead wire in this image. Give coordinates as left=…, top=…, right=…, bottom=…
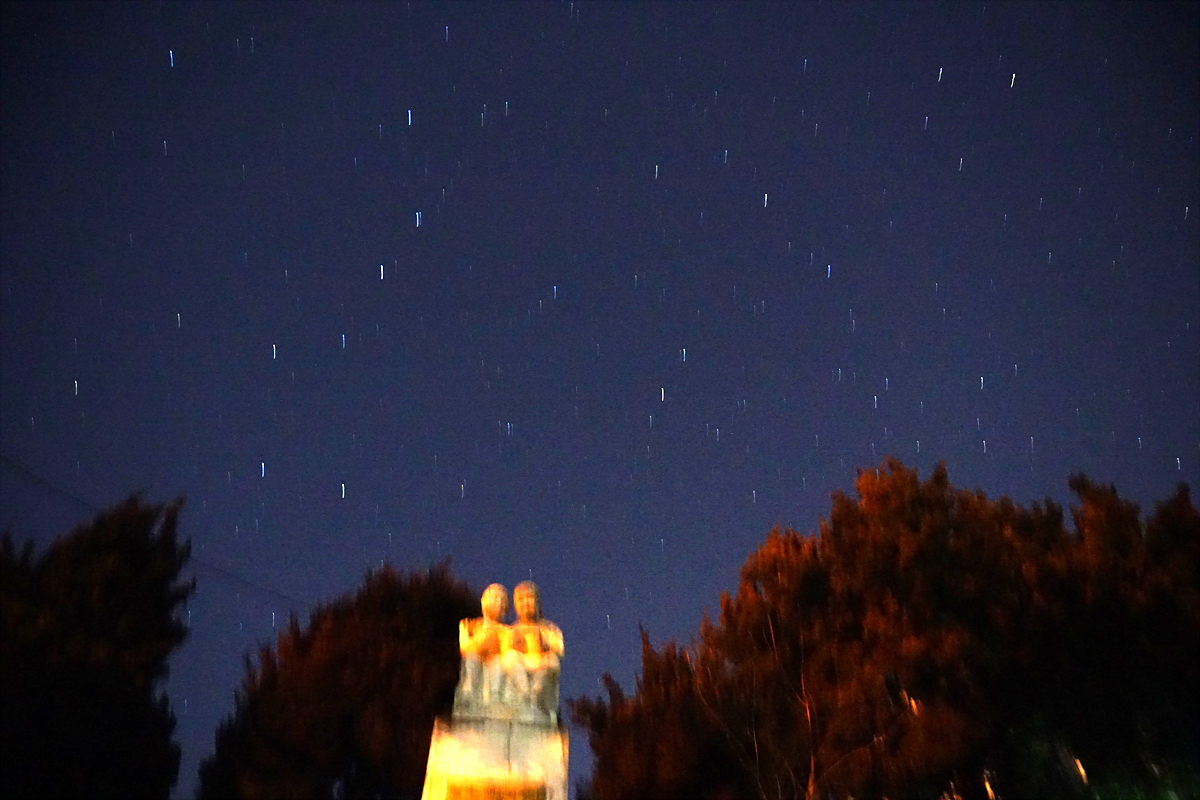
left=0, top=453, right=313, bottom=611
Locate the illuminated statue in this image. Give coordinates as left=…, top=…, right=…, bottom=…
left=427, top=581, right=568, bottom=800
left=453, top=583, right=509, bottom=715
left=502, top=581, right=564, bottom=722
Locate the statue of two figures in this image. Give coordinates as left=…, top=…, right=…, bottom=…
left=454, top=581, right=563, bottom=725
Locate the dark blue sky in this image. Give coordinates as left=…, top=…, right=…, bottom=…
left=2, top=2, right=1197, bottom=795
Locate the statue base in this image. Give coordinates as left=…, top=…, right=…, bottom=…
left=420, top=717, right=568, bottom=800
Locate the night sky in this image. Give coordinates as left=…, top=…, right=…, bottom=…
left=2, top=2, right=1197, bottom=796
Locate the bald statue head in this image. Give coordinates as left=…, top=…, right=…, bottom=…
left=481, top=583, right=509, bottom=622
left=513, top=581, right=542, bottom=623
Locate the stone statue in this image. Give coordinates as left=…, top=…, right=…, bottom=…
left=453, top=583, right=509, bottom=715
left=502, top=581, right=564, bottom=722
left=427, top=580, right=568, bottom=800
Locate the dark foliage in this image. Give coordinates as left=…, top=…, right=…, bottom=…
left=1, top=496, right=194, bottom=799
left=571, top=460, right=1200, bottom=800
left=196, top=563, right=477, bottom=800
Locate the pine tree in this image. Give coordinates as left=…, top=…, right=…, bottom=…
left=197, top=563, right=477, bottom=800
left=1, top=496, right=194, bottom=799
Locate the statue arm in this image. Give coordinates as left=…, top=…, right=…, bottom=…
left=543, top=622, right=564, bottom=657
left=459, top=618, right=476, bottom=653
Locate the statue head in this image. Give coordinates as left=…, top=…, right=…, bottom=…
left=513, top=581, right=541, bottom=623
left=481, top=583, right=509, bottom=622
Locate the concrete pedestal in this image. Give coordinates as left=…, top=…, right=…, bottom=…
left=420, top=717, right=568, bottom=800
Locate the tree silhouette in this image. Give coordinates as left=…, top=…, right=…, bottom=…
left=197, top=563, right=477, bottom=800
left=1, top=495, right=194, bottom=800
left=571, top=460, right=1199, bottom=800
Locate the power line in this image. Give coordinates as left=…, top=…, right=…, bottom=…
left=1, top=452, right=96, bottom=515
left=1, top=453, right=313, bottom=610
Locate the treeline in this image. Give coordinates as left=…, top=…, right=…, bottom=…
left=195, top=565, right=476, bottom=799
left=2, top=461, right=1197, bottom=799
left=1, top=497, right=193, bottom=799
left=0, top=493, right=476, bottom=800
left=570, top=460, right=1200, bottom=800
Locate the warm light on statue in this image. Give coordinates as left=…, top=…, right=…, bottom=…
left=502, top=581, right=564, bottom=723
left=455, top=584, right=510, bottom=712
left=423, top=581, right=568, bottom=800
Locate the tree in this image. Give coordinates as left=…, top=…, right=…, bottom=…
left=571, top=460, right=1199, bottom=800
left=1, top=495, right=194, bottom=800
left=196, top=563, right=477, bottom=800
